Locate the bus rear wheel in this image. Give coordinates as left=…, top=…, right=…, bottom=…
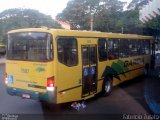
left=102, top=76, right=113, bottom=96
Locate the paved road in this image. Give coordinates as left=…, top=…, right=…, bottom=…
left=0, top=64, right=44, bottom=120
left=143, top=67, right=160, bottom=114
left=0, top=63, right=155, bottom=120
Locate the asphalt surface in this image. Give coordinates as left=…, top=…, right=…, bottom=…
left=143, top=67, right=160, bottom=114
left=0, top=64, right=44, bottom=120
left=0, top=62, right=159, bottom=120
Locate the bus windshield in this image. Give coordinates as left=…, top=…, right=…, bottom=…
left=7, top=32, right=53, bottom=61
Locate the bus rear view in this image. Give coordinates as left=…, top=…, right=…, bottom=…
left=5, top=29, right=56, bottom=103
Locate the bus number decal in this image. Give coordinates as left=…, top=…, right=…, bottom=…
left=21, top=68, right=29, bottom=74
left=87, top=40, right=91, bottom=43
left=35, top=67, right=45, bottom=72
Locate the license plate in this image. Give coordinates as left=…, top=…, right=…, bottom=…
left=22, top=94, right=31, bottom=99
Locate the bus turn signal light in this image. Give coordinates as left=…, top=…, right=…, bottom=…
left=5, top=73, right=8, bottom=84
left=47, top=76, right=55, bottom=91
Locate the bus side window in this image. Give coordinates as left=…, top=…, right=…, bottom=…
left=129, top=39, right=138, bottom=56
left=82, top=47, right=89, bottom=65
left=119, top=39, right=129, bottom=58
left=57, top=37, right=78, bottom=66
left=108, top=39, right=119, bottom=60
left=141, top=40, right=145, bottom=55
left=98, top=38, right=107, bottom=61
left=144, top=41, right=150, bottom=55
left=139, top=40, right=143, bottom=55
left=134, top=40, right=142, bottom=56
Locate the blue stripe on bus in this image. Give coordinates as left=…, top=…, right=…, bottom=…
left=6, top=87, right=56, bottom=103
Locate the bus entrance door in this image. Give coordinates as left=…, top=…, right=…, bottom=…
left=82, top=45, right=97, bottom=97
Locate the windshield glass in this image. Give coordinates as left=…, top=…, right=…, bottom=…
left=7, top=32, right=53, bottom=61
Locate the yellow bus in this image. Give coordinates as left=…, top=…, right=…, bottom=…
left=5, top=28, right=154, bottom=104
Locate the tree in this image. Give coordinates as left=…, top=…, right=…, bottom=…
left=57, top=0, right=157, bottom=34
left=145, top=16, right=160, bottom=29
left=121, top=10, right=144, bottom=34
left=0, top=8, right=61, bottom=43
left=56, top=0, right=126, bottom=31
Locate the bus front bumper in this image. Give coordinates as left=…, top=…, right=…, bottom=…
left=6, top=87, right=57, bottom=103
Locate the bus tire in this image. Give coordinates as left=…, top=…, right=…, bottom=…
left=102, top=76, right=113, bottom=96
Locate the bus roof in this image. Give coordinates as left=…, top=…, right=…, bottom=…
left=8, top=28, right=154, bottom=40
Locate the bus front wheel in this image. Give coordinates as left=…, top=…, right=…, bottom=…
left=102, top=76, right=113, bottom=96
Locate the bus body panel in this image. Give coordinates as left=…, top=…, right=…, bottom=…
left=56, top=37, right=98, bottom=103
left=6, top=60, right=56, bottom=103
left=56, top=63, right=82, bottom=103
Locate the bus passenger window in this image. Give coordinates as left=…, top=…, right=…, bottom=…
left=57, top=37, right=78, bottom=66
left=108, top=39, right=119, bottom=60
left=141, top=40, right=144, bottom=55
left=82, top=47, right=89, bottom=65
left=119, top=39, right=129, bottom=58
left=137, top=40, right=143, bottom=55
left=98, top=38, right=107, bottom=61
left=144, top=41, right=150, bottom=55
left=90, top=47, right=97, bottom=64
left=129, top=40, right=138, bottom=56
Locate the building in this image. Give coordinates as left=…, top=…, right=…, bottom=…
left=55, top=19, right=71, bottom=30
left=139, top=0, right=160, bottom=23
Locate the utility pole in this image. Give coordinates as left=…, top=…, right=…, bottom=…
left=121, top=27, right=124, bottom=34
left=90, top=13, right=93, bottom=31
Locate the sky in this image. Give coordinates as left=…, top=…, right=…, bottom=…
left=0, top=0, right=132, bottom=19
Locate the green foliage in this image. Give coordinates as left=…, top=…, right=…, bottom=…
left=120, top=10, right=144, bottom=34
left=146, top=16, right=160, bottom=29
left=56, top=0, right=126, bottom=31
left=57, top=0, right=160, bottom=34
left=0, top=8, right=61, bottom=43
left=56, top=0, right=145, bottom=34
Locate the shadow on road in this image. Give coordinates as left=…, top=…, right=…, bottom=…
left=144, top=68, right=160, bottom=114
left=119, top=69, right=160, bottom=115
left=42, top=76, right=152, bottom=120
left=119, top=76, right=153, bottom=114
